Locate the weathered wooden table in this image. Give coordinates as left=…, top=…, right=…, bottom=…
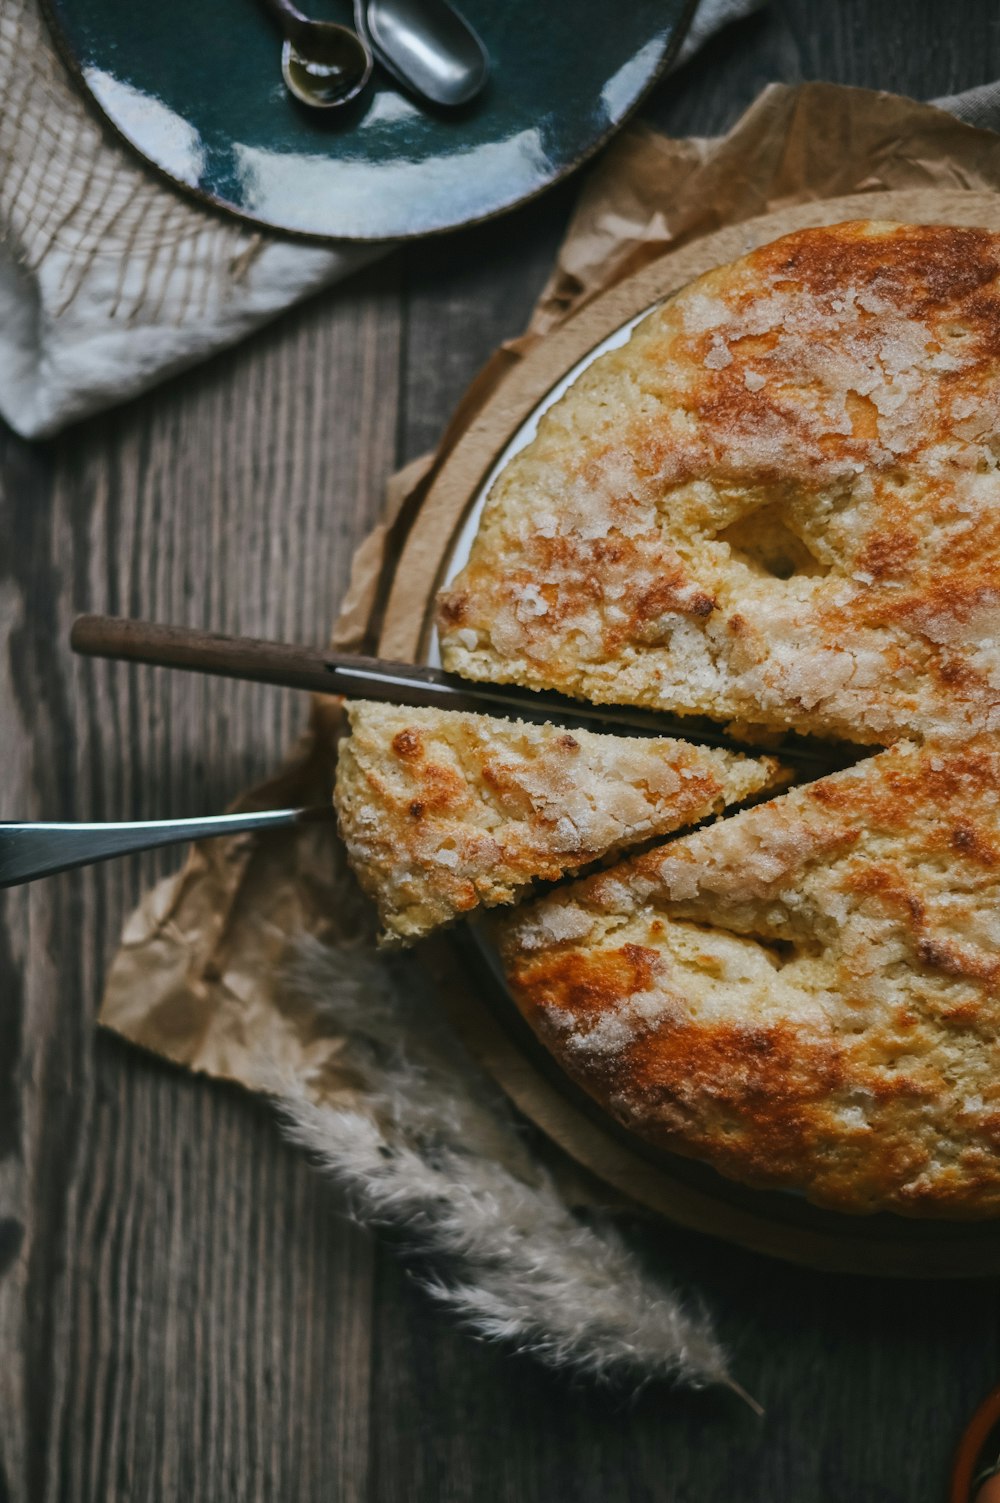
left=4, top=4, right=1000, bottom=1498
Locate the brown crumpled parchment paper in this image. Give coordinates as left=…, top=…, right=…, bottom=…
left=100, top=80, right=1000, bottom=1105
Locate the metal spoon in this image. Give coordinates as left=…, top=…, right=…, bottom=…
left=360, top=0, right=488, bottom=107
left=0, top=809, right=334, bottom=888
left=260, top=0, right=373, bottom=109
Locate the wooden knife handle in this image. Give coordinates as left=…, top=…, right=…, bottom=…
left=70, top=615, right=341, bottom=695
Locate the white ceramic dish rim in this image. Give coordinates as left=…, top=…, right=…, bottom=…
left=428, top=302, right=659, bottom=663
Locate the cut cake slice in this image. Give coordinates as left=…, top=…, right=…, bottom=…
left=334, top=700, right=787, bottom=944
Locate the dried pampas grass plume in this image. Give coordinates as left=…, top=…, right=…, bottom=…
left=277, top=937, right=738, bottom=1395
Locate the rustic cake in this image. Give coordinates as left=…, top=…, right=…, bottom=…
left=348, top=219, right=1000, bottom=1216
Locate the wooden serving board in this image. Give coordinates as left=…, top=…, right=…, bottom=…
left=378, top=189, right=1000, bottom=1277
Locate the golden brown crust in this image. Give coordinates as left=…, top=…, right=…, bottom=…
left=438, top=221, right=1000, bottom=746
left=334, top=702, right=785, bottom=944
left=498, top=738, right=1000, bottom=1217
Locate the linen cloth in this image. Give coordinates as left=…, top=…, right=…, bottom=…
left=0, top=0, right=760, bottom=440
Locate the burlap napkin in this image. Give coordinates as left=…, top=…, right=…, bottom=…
left=0, top=0, right=760, bottom=440
left=92, top=82, right=1000, bottom=1384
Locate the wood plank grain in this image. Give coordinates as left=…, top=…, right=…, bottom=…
left=5, top=2, right=1000, bottom=1501
left=0, top=258, right=402, bottom=1503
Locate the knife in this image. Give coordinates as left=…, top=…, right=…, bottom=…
left=69, top=613, right=837, bottom=770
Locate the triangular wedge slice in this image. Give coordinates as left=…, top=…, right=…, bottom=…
left=438, top=221, right=1000, bottom=746
left=498, top=735, right=1000, bottom=1217
left=334, top=701, right=788, bottom=944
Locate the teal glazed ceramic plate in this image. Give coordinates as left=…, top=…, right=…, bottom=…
left=42, top=0, right=695, bottom=240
